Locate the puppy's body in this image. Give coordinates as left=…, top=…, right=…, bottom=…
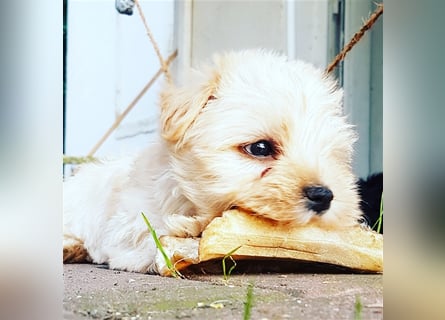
left=64, top=143, right=208, bottom=272
left=64, top=50, right=362, bottom=273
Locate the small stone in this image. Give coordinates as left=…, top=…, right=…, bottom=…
left=209, top=302, right=224, bottom=309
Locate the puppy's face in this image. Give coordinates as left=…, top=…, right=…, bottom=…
left=161, top=50, right=362, bottom=228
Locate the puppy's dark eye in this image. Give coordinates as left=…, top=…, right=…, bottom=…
left=244, top=140, right=275, bottom=158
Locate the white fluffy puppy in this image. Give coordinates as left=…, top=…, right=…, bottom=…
left=63, top=49, right=362, bottom=273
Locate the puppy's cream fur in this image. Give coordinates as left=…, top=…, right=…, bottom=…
left=63, top=50, right=362, bottom=273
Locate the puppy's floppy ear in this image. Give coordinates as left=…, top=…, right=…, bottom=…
left=160, top=68, right=220, bottom=147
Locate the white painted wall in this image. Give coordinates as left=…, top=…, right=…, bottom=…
left=65, top=0, right=174, bottom=159
left=343, top=0, right=383, bottom=177
left=191, top=0, right=287, bottom=66
left=173, top=0, right=332, bottom=71
left=369, top=12, right=383, bottom=174
left=291, top=0, right=331, bottom=68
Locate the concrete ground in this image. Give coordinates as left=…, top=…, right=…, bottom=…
left=63, top=263, right=382, bottom=320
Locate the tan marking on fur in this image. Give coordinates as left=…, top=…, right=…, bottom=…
left=261, top=167, right=272, bottom=178
left=134, top=230, right=150, bottom=247
left=63, top=243, right=91, bottom=263
left=160, top=70, right=221, bottom=146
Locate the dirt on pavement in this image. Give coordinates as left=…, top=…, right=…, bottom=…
left=63, top=263, right=382, bottom=320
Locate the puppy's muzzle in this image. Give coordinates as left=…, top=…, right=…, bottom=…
left=303, top=186, right=333, bottom=214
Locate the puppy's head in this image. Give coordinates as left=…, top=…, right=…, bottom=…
left=160, top=49, right=362, bottom=228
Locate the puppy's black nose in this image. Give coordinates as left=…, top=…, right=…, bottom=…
left=303, top=186, right=333, bottom=214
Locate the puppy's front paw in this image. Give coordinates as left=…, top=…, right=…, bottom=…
left=155, top=236, right=200, bottom=276
left=165, top=214, right=212, bottom=237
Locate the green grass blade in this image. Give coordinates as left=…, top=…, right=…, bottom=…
left=371, top=193, right=383, bottom=233
left=63, top=155, right=97, bottom=164
left=243, top=282, right=254, bottom=320
left=354, top=295, right=363, bottom=320
left=222, top=246, right=241, bottom=281
left=141, top=212, right=182, bottom=278
left=376, top=193, right=383, bottom=233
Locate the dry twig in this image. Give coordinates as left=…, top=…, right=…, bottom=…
left=134, top=0, right=172, bottom=83
left=326, top=3, right=383, bottom=74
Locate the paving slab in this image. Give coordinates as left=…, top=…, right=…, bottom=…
left=64, top=264, right=382, bottom=320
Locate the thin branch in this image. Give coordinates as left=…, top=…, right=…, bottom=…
left=326, top=3, right=383, bottom=74
left=134, top=0, right=172, bottom=83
